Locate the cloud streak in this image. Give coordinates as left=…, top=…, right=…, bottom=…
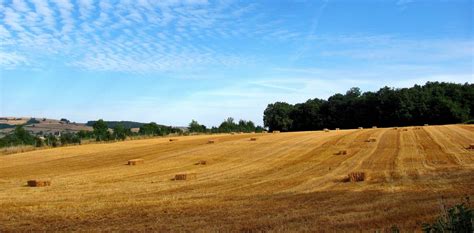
left=0, top=0, right=300, bottom=73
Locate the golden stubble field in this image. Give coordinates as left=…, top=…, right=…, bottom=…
left=0, top=125, right=473, bottom=232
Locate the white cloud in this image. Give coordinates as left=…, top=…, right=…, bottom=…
left=11, top=0, right=30, bottom=12
left=3, top=7, right=24, bottom=32
left=1, top=0, right=264, bottom=71
left=30, top=0, right=57, bottom=30
left=77, top=0, right=94, bottom=19
left=0, top=52, right=29, bottom=68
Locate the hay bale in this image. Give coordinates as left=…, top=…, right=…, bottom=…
left=174, top=174, right=187, bottom=180
left=27, top=180, right=51, bottom=187
left=194, top=160, right=206, bottom=165
left=372, top=126, right=377, bottom=129
left=366, top=138, right=377, bottom=142
left=335, top=128, right=340, bottom=130
left=169, top=138, right=178, bottom=142
left=336, top=150, right=348, bottom=155
left=358, top=127, right=363, bottom=129
left=250, top=137, right=257, bottom=141
left=127, top=159, right=144, bottom=165
left=468, top=143, right=474, bottom=150
left=272, top=130, right=280, bottom=133
left=424, top=124, right=429, bottom=126
left=208, top=139, right=217, bottom=144
left=173, top=173, right=197, bottom=181
left=323, top=128, right=329, bottom=132
left=346, top=172, right=365, bottom=182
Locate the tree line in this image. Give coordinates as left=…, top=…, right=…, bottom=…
left=188, top=117, right=265, bottom=133
left=0, top=117, right=264, bottom=149
left=263, top=82, right=473, bottom=131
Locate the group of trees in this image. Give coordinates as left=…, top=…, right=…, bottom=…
left=0, top=119, right=185, bottom=148
left=0, top=126, right=36, bottom=147
left=188, top=118, right=265, bottom=133
left=91, top=119, right=183, bottom=142
left=264, top=82, right=474, bottom=131
left=138, top=122, right=181, bottom=136
left=0, top=126, right=78, bottom=148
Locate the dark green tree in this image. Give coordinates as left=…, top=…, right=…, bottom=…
left=263, top=102, right=294, bottom=131
left=93, top=119, right=111, bottom=141
left=189, top=120, right=207, bottom=133
left=60, top=132, right=81, bottom=145
left=113, top=124, right=129, bottom=140
left=263, top=82, right=474, bottom=131
left=0, top=125, right=36, bottom=148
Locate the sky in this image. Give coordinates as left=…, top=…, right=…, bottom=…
left=0, top=0, right=473, bottom=127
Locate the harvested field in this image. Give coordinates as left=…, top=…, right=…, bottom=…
left=0, top=125, right=473, bottom=231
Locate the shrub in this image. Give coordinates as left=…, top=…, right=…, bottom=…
left=422, top=196, right=473, bottom=233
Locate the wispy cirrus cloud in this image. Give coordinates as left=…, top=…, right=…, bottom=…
left=0, top=51, right=29, bottom=68
left=0, top=0, right=300, bottom=73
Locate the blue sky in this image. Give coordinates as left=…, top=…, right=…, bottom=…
left=0, top=0, right=473, bottom=127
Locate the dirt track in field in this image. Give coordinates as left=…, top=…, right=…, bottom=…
left=0, top=125, right=473, bottom=232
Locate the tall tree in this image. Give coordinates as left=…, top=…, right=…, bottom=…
left=93, top=119, right=110, bottom=141
left=113, top=124, right=129, bottom=140
left=189, top=120, right=207, bottom=133
left=263, top=102, right=294, bottom=131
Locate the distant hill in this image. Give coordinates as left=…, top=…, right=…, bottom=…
left=1, top=117, right=187, bottom=138
left=0, top=117, right=92, bottom=137
left=86, top=121, right=147, bottom=129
